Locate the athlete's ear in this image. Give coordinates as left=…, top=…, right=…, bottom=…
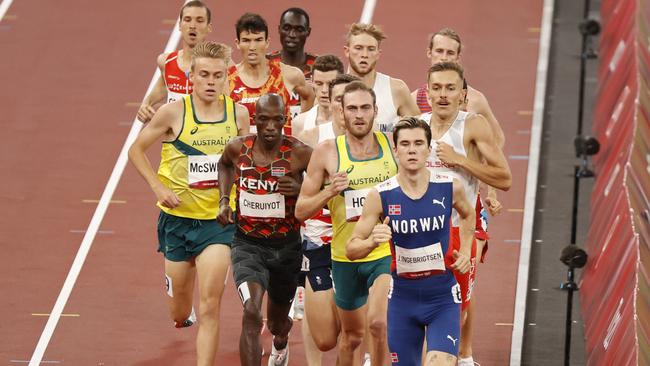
left=426, top=47, right=432, bottom=59
left=235, top=38, right=240, bottom=49
left=343, top=45, right=350, bottom=59
left=207, top=22, right=213, bottom=33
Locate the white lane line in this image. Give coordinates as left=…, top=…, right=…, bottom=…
left=0, top=0, right=15, bottom=22
left=359, top=0, right=377, bottom=23
left=27, top=8, right=186, bottom=366
left=510, top=0, right=555, bottom=364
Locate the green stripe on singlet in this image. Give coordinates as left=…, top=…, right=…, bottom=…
left=170, top=140, right=205, bottom=156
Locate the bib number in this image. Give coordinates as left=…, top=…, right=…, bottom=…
left=394, top=242, right=445, bottom=278
left=239, top=190, right=285, bottom=218
left=188, top=154, right=220, bottom=189
left=344, top=188, right=371, bottom=221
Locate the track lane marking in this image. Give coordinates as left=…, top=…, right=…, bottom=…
left=510, top=0, right=555, bottom=364
left=0, top=0, right=15, bottom=22
left=27, top=4, right=187, bottom=365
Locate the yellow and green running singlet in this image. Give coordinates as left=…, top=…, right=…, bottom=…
left=157, top=95, right=237, bottom=219
left=329, top=132, right=397, bottom=262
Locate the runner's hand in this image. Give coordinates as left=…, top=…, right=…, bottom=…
left=137, top=103, right=156, bottom=123
left=277, top=175, right=301, bottom=196
left=326, top=171, right=349, bottom=197
left=436, top=141, right=463, bottom=167
left=485, top=189, right=502, bottom=216
left=153, top=183, right=181, bottom=208
left=371, top=216, right=392, bottom=246
left=450, top=249, right=470, bottom=274
left=217, top=204, right=234, bottom=225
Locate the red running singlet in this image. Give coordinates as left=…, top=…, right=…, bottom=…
left=164, top=51, right=192, bottom=104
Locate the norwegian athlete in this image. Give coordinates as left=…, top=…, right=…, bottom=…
left=348, top=117, right=475, bottom=366
left=128, top=42, right=250, bottom=366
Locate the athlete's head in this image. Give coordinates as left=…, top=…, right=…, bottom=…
left=344, top=23, right=386, bottom=76
left=278, top=8, right=311, bottom=53
left=255, top=93, right=286, bottom=144
left=392, top=117, right=432, bottom=171
left=328, top=74, right=361, bottom=130
left=312, top=55, right=344, bottom=107
left=341, top=81, right=377, bottom=138
left=427, top=62, right=465, bottom=119
left=427, top=28, right=462, bottom=64
left=178, top=1, right=212, bottom=48
left=189, top=42, right=231, bottom=102
left=235, top=13, right=270, bottom=66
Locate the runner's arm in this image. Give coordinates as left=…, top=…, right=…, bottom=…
left=216, top=138, right=242, bottom=224
left=128, top=103, right=181, bottom=207
left=284, top=64, right=315, bottom=112
left=137, top=53, right=168, bottom=123
left=450, top=179, right=474, bottom=274
left=391, top=78, right=421, bottom=117
left=346, top=189, right=389, bottom=260
left=235, top=103, right=250, bottom=135
left=295, top=141, right=343, bottom=221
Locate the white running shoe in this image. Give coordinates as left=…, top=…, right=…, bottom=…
left=363, top=352, right=371, bottom=366
left=268, top=340, right=290, bottom=366
left=458, top=357, right=480, bottom=366
left=174, top=307, right=197, bottom=328
left=292, top=287, right=305, bottom=320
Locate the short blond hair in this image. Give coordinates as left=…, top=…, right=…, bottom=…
left=346, top=23, right=387, bottom=45
left=191, top=41, right=231, bottom=70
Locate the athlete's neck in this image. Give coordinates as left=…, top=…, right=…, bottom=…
left=280, top=49, right=307, bottom=68
left=346, top=131, right=379, bottom=159
left=430, top=109, right=460, bottom=137
left=178, top=45, right=194, bottom=71
left=191, top=94, right=225, bottom=120
left=397, top=169, right=430, bottom=199
left=317, top=104, right=332, bottom=122
left=239, top=59, right=270, bottom=78
left=348, top=67, right=377, bottom=89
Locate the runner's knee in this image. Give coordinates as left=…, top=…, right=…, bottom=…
left=341, top=328, right=364, bottom=350
left=368, top=317, right=387, bottom=339
left=242, top=301, right=263, bottom=334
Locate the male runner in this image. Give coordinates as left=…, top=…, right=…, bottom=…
left=229, top=13, right=314, bottom=135
left=348, top=117, right=475, bottom=366
left=128, top=42, right=250, bottom=366
left=295, top=74, right=359, bottom=366
left=293, top=54, right=345, bottom=138
left=137, top=1, right=212, bottom=123
left=268, top=7, right=318, bottom=120
left=413, top=29, right=508, bottom=365
left=343, top=23, right=420, bottom=132
left=217, top=94, right=312, bottom=366
left=296, top=81, right=397, bottom=366
left=423, top=62, right=512, bottom=365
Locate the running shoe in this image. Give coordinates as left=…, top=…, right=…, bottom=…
left=292, top=287, right=305, bottom=320
left=174, top=307, right=197, bottom=328
left=268, top=339, right=290, bottom=366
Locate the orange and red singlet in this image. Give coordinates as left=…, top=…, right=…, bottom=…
left=267, top=51, right=317, bottom=122
left=228, top=60, right=293, bottom=135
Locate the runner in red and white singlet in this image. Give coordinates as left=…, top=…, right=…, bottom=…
left=137, top=1, right=212, bottom=123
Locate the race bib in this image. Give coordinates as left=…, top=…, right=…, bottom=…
left=239, top=190, right=285, bottom=218
left=188, top=154, right=220, bottom=189
left=394, top=242, right=445, bottom=278
left=344, top=188, right=371, bottom=221
left=167, top=91, right=185, bottom=104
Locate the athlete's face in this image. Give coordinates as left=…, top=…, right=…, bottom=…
left=179, top=6, right=211, bottom=47
left=312, top=70, right=338, bottom=107
left=330, top=83, right=348, bottom=131
left=236, top=30, right=270, bottom=66
left=394, top=128, right=431, bottom=171
left=278, top=12, right=311, bottom=52
left=255, top=103, right=286, bottom=144
left=427, top=35, right=461, bottom=64
left=342, top=90, right=376, bottom=138
left=190, top=57, right=227, bottom=102
left=427, top=70, right=464, bottom=119
left=344, top=33, right=380, bottom=76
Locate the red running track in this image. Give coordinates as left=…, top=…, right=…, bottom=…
left=0, top=0, right=542, bottom=365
